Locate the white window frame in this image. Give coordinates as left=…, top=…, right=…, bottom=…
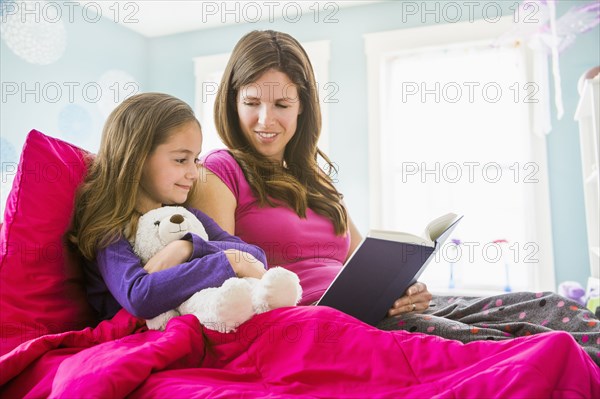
left=193, top=40, right=331, bottom=154
left=364, top=17, right=556, bottom=292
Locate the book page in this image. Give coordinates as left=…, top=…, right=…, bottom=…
left=368, top=213, right=460, bottom=247
left=368, top=230, right=434, bottom=247
left=423, top=213, right=460, bottom=242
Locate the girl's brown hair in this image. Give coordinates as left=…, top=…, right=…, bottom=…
left=68, top=92, right=200, bottom=260
left=213, top=30, right=347, bottom=235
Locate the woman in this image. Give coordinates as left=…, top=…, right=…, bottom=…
left=192, top=30, right=600, bottom=367
left=192, top=29, right=431, bottom=316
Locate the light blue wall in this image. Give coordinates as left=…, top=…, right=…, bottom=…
left=0, top=2, right=148, bottom=154
left=0, top=2, right=148, bottom=222
left=548, top=0, right=599, bottom=286
left=1, top=1, right=598, bottom=287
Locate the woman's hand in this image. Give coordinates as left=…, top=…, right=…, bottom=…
left=224, top=249, right=267, bottom=279
left=144, top=240, right=193, bottom=274
left=387, top=282, right=432, bottom=317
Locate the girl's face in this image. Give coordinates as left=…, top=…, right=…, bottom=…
left=137, top=121, right=202, bottom=213
left=237, top=69, right=302, bottom=163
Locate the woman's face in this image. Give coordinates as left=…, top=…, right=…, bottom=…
left=236, top=69, right=302, bottom=163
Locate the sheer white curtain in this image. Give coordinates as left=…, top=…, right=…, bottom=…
left=374, top=36, right=553, bottom=294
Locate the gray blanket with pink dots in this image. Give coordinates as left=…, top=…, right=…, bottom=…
left=377, top=291, right=600, bottom=366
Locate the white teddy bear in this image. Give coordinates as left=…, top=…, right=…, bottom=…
left=130, top=206, right=302, bottom=333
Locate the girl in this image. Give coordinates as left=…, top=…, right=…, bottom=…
left=69, top=92, right=267, bottom=320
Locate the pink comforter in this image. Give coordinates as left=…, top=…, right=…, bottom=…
left=1, top=306, right=599, bottom=398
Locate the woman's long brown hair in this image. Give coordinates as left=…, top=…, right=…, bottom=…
left=213, top=30, right=348, bottom=235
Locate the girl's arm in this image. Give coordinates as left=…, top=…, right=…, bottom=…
left=96, top=237, right=237, bottom=319
left=190, top=208, right=267, bottom=267
left=141, top=206, right=268, bottom=276
left=142, top=239, right=193, bottom=274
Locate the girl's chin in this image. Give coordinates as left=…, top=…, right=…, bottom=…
left=169, top=195, right=189, bottom=205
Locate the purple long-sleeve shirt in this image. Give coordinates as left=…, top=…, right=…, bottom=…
left=85, top=208, right=267, bottom=320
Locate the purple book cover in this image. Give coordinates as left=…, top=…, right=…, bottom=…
left=317, top=215, right=462, bottom=325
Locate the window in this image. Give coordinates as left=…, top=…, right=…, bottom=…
left=365, top=18, right=555, bottom=294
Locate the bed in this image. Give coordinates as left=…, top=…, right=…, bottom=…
left=1, top=130, right=599, bottom=398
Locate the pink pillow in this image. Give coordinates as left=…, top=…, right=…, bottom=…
left=0, top=130, right=96, bottom=356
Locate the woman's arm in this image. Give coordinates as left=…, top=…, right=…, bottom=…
left=346, top=214, right=363, bottom=262
left=193, top=165, right=237, bottom=235
left=342, top=200, right=363, bottom=262
left=192, top=165, right=270, bottom=274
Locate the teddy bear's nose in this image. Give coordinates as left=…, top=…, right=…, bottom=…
left=170, top=214, right=185, bottom=224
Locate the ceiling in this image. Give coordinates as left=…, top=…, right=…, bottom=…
left=82, top=1, right=378, bottom=38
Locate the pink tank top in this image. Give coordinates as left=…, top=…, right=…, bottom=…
left=201, top=150, right=350, bottom=305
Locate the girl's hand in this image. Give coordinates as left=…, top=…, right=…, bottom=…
left=144, top=240, right=193, bottom=274
left=387, top=282, right=432, bottom=317
left=224, top=249, right=267, bottom=279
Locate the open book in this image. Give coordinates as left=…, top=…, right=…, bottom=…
left=368, top=213, right=460, bottom=247
left=316, top=213, right=462, bottom=325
